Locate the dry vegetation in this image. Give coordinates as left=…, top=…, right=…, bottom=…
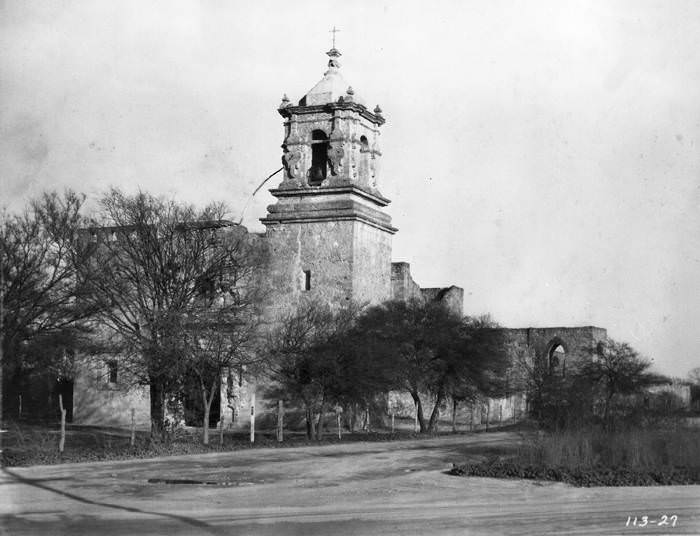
left=451, top=425, right=700, bottom=486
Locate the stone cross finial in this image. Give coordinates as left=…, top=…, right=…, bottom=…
left=329, top=26, right=341, bottom=49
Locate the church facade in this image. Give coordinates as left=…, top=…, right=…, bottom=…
left=71, top=45, right=606, bottom=429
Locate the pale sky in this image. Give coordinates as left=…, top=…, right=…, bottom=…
left=2, top=0, right=699, bottom=377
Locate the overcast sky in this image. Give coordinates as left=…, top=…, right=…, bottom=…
left=2, top=0, right=699, bottom=377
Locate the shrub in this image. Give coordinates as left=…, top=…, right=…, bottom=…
left=451, top=426, right=700, bottom=486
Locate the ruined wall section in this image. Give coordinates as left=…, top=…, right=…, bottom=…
left=503, top=326, right=608, bottom=375
left=391, top=262, right=464, bottom=316
left=391, top=262, right=422, bottom=302
left=420, top=286, right=464, bottom=316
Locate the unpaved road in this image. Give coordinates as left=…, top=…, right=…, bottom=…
left=2, top=432, right=698, bottom=535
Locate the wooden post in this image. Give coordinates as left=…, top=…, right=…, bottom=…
left=451, top=399, right=457, bottom=433
left=58, top=394, right=66, bottom=453
left=336, top=411, right=341, bottom=439
left=485, top=400, right=490, bottom=431
left=499, top=403, right=503, bottom=424
left=250, top=393, right=255, bottom=444
left=130, top=408, right=136, bottom=447
left=277, top=400, right=284, bottom=443
left=18, top=394, right=22, bottom=418
left=469, top=405, right=474, bottom=432
left=391, top=412, right=395, bottom=434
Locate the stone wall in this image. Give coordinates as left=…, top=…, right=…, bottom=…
left=391, top=262, right=465, bottom=315
left=644, top=382, right=692, bottom=408
left=420, top=286, right=464, bottom=316
left=72, top=357, right=150, bottom=427
left=391, top=262, right=422, bottom=302
left=352, top=221, right=392, bottom=305
left=503, top=326, right=608, bottom=374
left=262, top=220, right=355, bottom=316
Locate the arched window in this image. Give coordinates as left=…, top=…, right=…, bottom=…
left=360, top=135, right=369, bottom=151
left=309, top=130, right=329, bottom=186
left=548, top=343, right=566, bottom=377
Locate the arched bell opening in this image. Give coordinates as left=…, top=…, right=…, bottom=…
left=308, top=130, right=329, bottom=186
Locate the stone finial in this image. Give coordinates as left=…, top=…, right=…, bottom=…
left=326, top=47, right=342, bottom=69
left=346, top=86, right=354, bottom=95
left=280, top=94, right=290, bottom=107
left=374, top=105, right=383, bottom=115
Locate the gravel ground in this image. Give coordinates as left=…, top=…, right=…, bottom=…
left=2, top=432, right=699, bottom=535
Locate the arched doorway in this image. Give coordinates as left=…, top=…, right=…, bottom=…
left=547, top=339, right=567, bottom=378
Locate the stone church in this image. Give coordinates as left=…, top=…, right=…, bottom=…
left=72, top=45, right=606, bottom=428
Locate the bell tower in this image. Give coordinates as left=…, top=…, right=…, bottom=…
left=261, top=44, right=396, bottom=313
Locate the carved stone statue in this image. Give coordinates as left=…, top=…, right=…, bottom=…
left=282, top=148, right=302, bottom=180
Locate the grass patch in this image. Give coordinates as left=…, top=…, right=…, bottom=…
left=1, top=421, right=449, bottom=467
left=450, top=427, right=700, bottom=487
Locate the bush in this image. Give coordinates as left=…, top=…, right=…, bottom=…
left=449, top=461, right=700, bottom=486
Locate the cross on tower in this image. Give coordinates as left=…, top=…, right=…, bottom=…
left=329, top=26, right=341, bottom=49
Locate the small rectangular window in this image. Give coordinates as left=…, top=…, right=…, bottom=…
left=303, top=270, right=311, bottom=291
left=107, top=361, right=118, bottom=384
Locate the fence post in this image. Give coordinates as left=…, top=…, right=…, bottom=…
left=58, top=394, right=66, bottom=453
left=250, top=393, right=255, bottom=444
left=130, top=408, right=136, bottom=447
left=485, top=400, right=490, bottom=431
left=277, top=399, right=284, bottom=443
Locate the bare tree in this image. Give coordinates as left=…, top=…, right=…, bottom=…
left=183, top=250, right=265, bottom=445
left=687, top=367, right=700, bottom=385
left=1, top=191, right=96, bottom=421
left=76, top=189, right=257, bottom=439
left=579, top=339, right=653, bottom=428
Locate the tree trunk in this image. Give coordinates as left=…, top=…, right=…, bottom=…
left=427, top=386, right=446, bottom=433
left=202, top=386, right=211, bottom=446
left=350, top=404, right=358, bottom=432
left=315, top=407, right=325, bottom=441
left=305, top=407, right=315, bottom=439
left=604, top=390, right=615, bottom=430
left=410, top=390, right=427, bottom=432
left=149, top=380, right=165, bottom=440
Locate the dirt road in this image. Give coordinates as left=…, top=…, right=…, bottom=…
left=2, top=432, right=698, bottom=535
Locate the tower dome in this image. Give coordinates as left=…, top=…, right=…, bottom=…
left=300, top=48, right=365, bottom=107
